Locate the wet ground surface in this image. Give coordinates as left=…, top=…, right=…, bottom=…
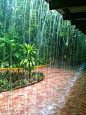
left=60, top=71, right=86, bottom=115
left=0, top=67, right=86, bottom=115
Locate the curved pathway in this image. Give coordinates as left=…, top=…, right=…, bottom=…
left=0, top=67, right=85, bottom=115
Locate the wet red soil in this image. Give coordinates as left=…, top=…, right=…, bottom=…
left=0, top=67, right=86, bottom=115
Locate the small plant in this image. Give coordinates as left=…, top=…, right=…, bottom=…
left=20, top=43, right=37, bottom=79
left=1, top=61, right=9, bottom=68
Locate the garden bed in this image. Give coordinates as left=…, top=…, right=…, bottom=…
left=0, top=70, right=44, bottom=92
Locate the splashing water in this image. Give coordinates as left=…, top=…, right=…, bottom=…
left=41, top=64, right=85, bottom=115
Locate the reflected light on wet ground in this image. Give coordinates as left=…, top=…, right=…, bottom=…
left=0, top=67, right=86, bottom=115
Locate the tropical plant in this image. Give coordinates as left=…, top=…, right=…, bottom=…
left=20, top=43, right=37, bottom=79
left=0, top=0, right=86, bottom=68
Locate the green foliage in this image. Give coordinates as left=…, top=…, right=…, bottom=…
left=0, top=0, right=86, bottom=68
left=1, top=61, right=9, bottom=68
left=0, top=37, right=23, bottom=67
left=20, top=43, right=37, bottom=78
left=0, top=71, right=44, bottom=92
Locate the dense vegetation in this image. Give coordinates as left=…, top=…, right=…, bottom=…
left=0, top=70, right=44, bottom=92
left=0, top=0, right=86, bottom=68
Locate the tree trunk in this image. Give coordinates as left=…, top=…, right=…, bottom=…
left=68, top=28, right=73, bottom=64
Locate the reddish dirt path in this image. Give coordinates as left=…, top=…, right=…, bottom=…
left=0, top=67, right=85, bottom=115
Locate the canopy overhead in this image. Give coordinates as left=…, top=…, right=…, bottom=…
left=45, top=0, right=86, bottom=35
